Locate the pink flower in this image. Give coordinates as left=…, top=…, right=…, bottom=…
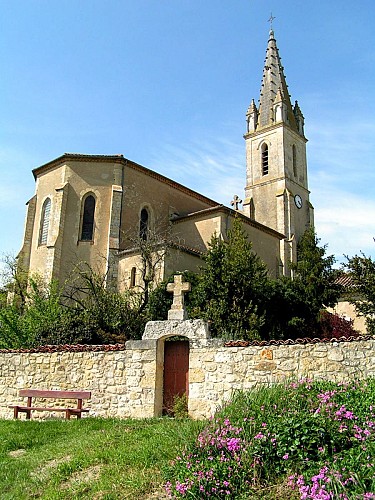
left=227, top=437, right=241, bottom=452
left=254, top=432, right=265, bottom=439
left=283, top=453, right=289, bottom=460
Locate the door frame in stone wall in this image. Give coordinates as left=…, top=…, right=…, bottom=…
left=162, top=338, right=189, bottom=415
left=142, top=319, right=210, bottom=417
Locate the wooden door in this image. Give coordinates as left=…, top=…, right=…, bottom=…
left=163, top=340, right=189, bottom=415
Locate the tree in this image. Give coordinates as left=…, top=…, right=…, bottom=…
left=0, top=254, right=29, bottom=312
left=62, top=262, right=146, bottom=343
left=122, top=214, right=176, bottom=313
left=0, top=274, right=66, bottom=349
left=288, top=227, right=342, bottom=335
left=147, top=225, right=346, bottom=340
left=345, top=252, right=375, bottom=334
left=195, top=218, right=269, bottom=339
left=149, top=218, right=269, bottom=339
left=0, top=256, right=147, bottom=348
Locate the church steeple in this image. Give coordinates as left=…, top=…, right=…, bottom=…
left=252, top=29, right=302, bottom=135
left=243, top=28, right=313, bottom=277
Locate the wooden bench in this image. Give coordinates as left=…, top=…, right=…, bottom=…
left=9, top=389, right=91, bottom=420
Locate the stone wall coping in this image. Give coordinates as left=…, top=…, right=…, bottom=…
left=0, top=334, right=373, bottom=354
left=224, top=335, right=375, bottom=347
left=0, top=343, right=127, bottom=354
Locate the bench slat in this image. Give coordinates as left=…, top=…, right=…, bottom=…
left=18, top=389, right=91, bottom=399
left=10, top=406, right=89, bottom=412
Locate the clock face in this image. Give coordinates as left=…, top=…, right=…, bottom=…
left=294, top=194, right=303, bottom=209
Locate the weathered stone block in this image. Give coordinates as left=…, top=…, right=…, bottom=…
left=190, top=368, right=205, bottom=383
left=254, top=361, right=277, bottom=371
left=327, top=350, right=344, bottom=362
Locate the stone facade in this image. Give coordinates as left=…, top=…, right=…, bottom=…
left=1, top=335, right=374, bottom=420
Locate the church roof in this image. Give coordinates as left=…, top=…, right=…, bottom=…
left=32, top=153, right=219, bottom=207
left=173, top=204, right=285, bottom=239
left=256, top=30, right=299, bottom=133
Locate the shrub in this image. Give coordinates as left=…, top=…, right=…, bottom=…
left=172, top=393, right=189, bottom=419
left=318, top=310, right=360, bottom=340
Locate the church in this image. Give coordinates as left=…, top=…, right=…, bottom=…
left=18, top=29, right=313, bottom=291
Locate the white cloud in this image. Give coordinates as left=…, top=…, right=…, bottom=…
left=151, top=125, right=375, bottom=264
left=307, top=110, right=375, bottom=261
left=150, top=135, right=244, bottom=204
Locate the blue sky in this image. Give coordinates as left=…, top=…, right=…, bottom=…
left=1, top=0, right=374, bottom=269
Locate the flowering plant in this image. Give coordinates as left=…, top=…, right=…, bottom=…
left=165, top=379, right=375, bottom=499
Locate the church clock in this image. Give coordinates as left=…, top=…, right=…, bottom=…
left=294, top=194, right=303, bottom=209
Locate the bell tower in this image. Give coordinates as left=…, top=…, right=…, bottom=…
left=242, top=29, right=314, bottom=276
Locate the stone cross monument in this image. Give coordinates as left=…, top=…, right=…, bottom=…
left=167, top=275, right=191, bottom=320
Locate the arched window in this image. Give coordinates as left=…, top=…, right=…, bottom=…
left=139, top=208, right=149, bottom=241
left=261, top=143, right=269, bottom=175
left=130, top=267, right=136, bottom=288
left=39, top=198, right=51, bottom=245
left=80, top=195, right=96, bottom=241
left=292, top=145, right=297, bottom=177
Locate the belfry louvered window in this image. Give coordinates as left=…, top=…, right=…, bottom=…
left=39, top=198, right=51, bottom=245
left=261, top=144, right=269, bottom=176
left=80, top=195, right=96, bottom=241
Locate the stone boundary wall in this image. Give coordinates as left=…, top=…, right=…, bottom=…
left=1, top=336, right=374, bottom=420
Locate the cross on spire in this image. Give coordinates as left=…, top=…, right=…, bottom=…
left=231, top=194, right=242, bottom=211
left=167, top=275, right=191, bottom=320
left=268, top=13, right=276, bottom=29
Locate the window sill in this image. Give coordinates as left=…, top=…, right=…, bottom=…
left=77, top=240, right=94, bottom=245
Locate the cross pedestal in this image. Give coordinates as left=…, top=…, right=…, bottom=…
left=167, top=275, right=191, bottom=320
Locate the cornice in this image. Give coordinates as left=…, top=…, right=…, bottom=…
left=244, top=122, right=307, bottom=143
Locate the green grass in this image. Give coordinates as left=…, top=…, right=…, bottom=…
left=0, top=417, right=204, bottom=499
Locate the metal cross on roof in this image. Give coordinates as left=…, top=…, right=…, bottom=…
left=230, top=194, right=242, bottom=211
left=268, top=13, right=276, bottom=29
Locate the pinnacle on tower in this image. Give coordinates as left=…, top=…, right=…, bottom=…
left=293, top=100, right=305, bottom=135
left=246, top=98, right=258, bottom=133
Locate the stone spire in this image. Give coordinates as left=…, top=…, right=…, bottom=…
left=250, top=29, right=301, bottom=134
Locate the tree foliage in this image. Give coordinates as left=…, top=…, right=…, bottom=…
left=1, top=225, right=346, bottom=347
left=149, top=218, right=269, bottom=340
left=62, top=262, right=146, bottom=343
left=288, top=227, right=343, bottom=336
left=345, top=252, right=375, bottom=334
left=150, top=225, right=344, bottom=341
left=0, top=258, right=146, bottom=349
left=193, top=218, right=268, bottom=340
left=291, top=227, right=341, bottom=308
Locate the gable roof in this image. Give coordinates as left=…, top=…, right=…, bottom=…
left=32, top=153, right=219, bottom=207
left=173, top=204, right=285, bottom=239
